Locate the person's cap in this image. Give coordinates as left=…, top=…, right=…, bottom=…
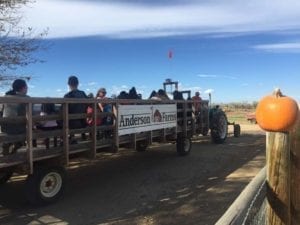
left=196, top=91, right=200, bottom=96
left=68, top=76, right=79, bottom=86
left=98, top=88, right=106, bottom=93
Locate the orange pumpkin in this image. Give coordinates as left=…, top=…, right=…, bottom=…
left=256, top=89, right=299, bottom=132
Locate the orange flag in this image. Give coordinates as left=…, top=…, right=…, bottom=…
left=168, top=50, right=173, bottom=59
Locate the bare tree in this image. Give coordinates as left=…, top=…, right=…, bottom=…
left=0, top=0, right=46, bottom=85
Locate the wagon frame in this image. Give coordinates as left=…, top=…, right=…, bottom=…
left=0, top=96, right=227, bottom=204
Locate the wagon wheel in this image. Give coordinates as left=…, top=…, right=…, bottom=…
left=136, top=140, right=148, bottom=152
left=25, top=166, right=67, bottom=205
left=0, top=169, right=13, bottom=185
left=211, top=111, right=228, bottom=144
left=176, top=135, right=192, bottom=156
left=2, top=142, right=23, bottom=156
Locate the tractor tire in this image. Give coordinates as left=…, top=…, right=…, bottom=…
left=136, top=140, right=148, bottom=152
left=176, top=136, right=192, bottom=156
left=202, top=127, right=209, bottom=136
left=234, top=124, right=241, bottom=137
left=25, top=166, right=66, bottom=205
left=0, top=169, right=13, bottom=185
left=211, top=111, right=228, bottom=144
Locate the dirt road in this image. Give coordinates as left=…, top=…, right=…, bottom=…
left=0, top=125, right=265, bottom=225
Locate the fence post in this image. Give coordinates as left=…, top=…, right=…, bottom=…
left=266, top=132, right=290, bottom=225
left=290, top=119, right=300, bottom=225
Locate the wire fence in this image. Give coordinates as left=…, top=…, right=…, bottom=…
left=216, top=167, right=266, bottom=225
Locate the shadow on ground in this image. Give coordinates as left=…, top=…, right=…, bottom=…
left=0, top=133, right=265, bottom=225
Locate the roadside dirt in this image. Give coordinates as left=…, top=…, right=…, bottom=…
left=0, top=124, right=265, bottom=225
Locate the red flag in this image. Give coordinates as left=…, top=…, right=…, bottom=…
left=168, top=50, right=173, bottom=59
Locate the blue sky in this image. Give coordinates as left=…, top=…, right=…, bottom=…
left=4, top=0, right=300, bottom=103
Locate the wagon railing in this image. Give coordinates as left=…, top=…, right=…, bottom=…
left=0, top=97, right=202, bottom=174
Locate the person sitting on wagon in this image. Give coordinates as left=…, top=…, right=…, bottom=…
left=36, top=103, right=59, bottom=149
left=1, top=79, right=29, bottom=155
left=96, top=88, right=113, bottom=138
left=64, top=75, right=88, bottom=143
left=157, top=89, right=169, bottom=101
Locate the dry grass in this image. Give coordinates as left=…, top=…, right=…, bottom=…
left=225, top=109, right=255, bottom=125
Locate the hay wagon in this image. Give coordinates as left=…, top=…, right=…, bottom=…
left=0, top=95, right=232, bottom=205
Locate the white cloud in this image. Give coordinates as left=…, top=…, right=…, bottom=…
left=111, top=85, right=129, bottom=95
left=178, top=84, right=201, bottom=93
left=20, top=0, right=300, bottom=39
left=198, top=74, right=218, bottom=78
left=87, top=82, right=97, bottom=86
left=253, top=42, right=300, bottom=53
left=204, top=89, right=214, bottom=94
left=198, top=74, right=237, bottom=79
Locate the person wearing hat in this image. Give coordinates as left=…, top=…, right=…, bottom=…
left=64, top=75, right=88, bottom=130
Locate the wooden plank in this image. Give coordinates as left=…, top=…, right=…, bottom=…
left=291, top=119, right=300, bottom=225
left=113, top=102, right=119, bottom=153
left=133, top=133, right=136, bottom=150
left=63, top=103, right=69, bottom=165
left=149, top=131, right=153, bottom=145
left=162, top=128, right=166, bottom=142
left=266, top=132, right=290, bottom=225
left=91, top=102, right=97, bottom=158
left=26, top=103, right=33, bottom=174
left=183, top=102, right=187, bottom=137
left=0, top=116, right=26, bottom=123
left=0, top=133, right=26, bottom=143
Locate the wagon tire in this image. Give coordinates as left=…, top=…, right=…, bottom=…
left=0, top=170, right=13, bottom=185
left=25, top=166, right=66, bottom=205
left=2, top=143, right=20, bottom=155
left=234, top=124, right=241, bottom=137
left=136, top=141, right=148, bottom=152
left=176, top=136, right=192, bottom=156
left=211, top=111, right=228, bottom=144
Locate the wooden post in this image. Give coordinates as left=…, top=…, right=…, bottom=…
left=290, top=119, right=300, bottom=225
left=63, top=103, right=69, bottom=166
left=26, top=103, right=33, bottom=174
left=183, top=102, right=187, bottom=137
left=113, top=102, right=119, bottom=153
left=91, top=102, right=97, bottom=158
left=266, top=132, right=290, bottom=225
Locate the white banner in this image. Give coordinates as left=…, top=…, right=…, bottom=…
left=118, top=104, right=177, bottom=136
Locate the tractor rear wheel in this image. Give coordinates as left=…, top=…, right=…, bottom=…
left=211, top=111, right=228, bottom=144
left=202, top=127, right=209, bottom=136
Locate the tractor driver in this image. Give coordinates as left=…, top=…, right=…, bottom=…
left=192, top=91, right=202, bottom=115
